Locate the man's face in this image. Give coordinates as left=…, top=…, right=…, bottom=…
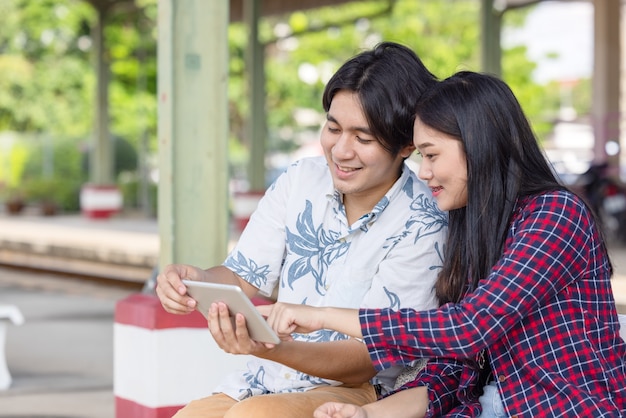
left=320, top=91, right=413, bottom=205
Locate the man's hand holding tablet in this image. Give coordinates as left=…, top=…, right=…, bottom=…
left=182, top=280, right=280, bottom=345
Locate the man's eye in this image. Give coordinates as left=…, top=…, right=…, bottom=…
left=356, top=136, right=374, bottom=144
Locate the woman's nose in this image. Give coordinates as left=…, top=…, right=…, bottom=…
left=418, top=163, right=431, bottom=181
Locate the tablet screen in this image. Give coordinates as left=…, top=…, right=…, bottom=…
left=182, top=280, right=280, bottom=344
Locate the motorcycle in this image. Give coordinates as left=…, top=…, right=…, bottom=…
left=576, top=163, right=626, bottom=244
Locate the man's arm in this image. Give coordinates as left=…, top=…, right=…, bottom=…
left=257, top=338, right=376, bottom=383
left=209, top=302, right=375, bottom=383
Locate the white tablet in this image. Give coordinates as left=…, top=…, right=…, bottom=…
left=182, top=280, right=280, bottom=344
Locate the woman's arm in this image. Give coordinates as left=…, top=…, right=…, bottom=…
left=361, top=192, right=596, bottom=367
left=258, top=303, right=362, bottom=339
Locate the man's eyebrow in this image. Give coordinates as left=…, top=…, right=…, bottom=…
left=326, top=113, right=373, bottom=135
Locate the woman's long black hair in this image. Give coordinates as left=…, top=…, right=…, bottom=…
left=415, top=71, right=611, bottom=304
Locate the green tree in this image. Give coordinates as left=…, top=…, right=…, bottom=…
left=0, top=0, right=570, bottom=200
left=0, top=0, right=157, bottom=211
left=232, top=0, right=560, bottom=166
left=0, top=0, right=95, bottom=134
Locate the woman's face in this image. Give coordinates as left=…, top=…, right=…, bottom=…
left=414, top=117, right=468, bottom=211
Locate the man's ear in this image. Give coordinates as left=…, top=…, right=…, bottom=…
left=400, top=144, right=416, bottom=159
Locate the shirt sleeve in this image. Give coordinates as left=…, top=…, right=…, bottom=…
left=222, top=162, right=295, bottom=296
left=360, top=191, right=594, bottom=367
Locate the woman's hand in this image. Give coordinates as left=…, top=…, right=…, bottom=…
left=257, top=302, right=326, bottom=339
left=257, top=302, right=363, bottom=340
left=314, top=402, right=368, bottom=418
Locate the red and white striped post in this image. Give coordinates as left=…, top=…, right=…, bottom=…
left=114, top=293, right=251, bottom=418
left=80, top=184, right=123, bottom=219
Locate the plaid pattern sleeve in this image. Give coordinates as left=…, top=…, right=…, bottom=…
left=390, top=357, right=482, bottom=417
left=360, top=191, right=626, bottom=417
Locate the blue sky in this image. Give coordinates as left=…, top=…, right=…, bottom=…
left=503, top=1, right=593, bottom=83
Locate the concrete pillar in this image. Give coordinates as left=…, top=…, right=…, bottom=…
left=481, top=0, right=502, bottom=77
left=92, top=5, right=113, bottom=185
left=244, top=0, right=268, bottom=191
left=592, top=0, right=621, bottom=171
left=157, top=0, right=230, bottom=268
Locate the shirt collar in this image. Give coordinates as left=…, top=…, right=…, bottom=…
left=326, top=162, right=412, bottom=229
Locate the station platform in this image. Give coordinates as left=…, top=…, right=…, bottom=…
left=0, top=211, right=159, bottom=284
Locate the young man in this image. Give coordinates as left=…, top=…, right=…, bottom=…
left=155, top=42, right=447, bottom=418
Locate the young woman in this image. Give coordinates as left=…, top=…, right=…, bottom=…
left=259, top=71, right=626, bottom=417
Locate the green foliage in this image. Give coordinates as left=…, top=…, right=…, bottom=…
left=16, top=135, right=85, bottom=210
left=2, top=139, right=29, bottom=188
left=0, top=0, right=581, bottom=198
left=104, top=0, right=158, bottom=150
left=21, top=136, right=86, bottom=181
left=118, top=172, right=157, bottom=216
left=0, top=182, right=25, bottom=203
left=0, top=0, right=157, bottom=149
left=251, top=0, right=566, bottom=152
left=22, top=176, right=81, bottom=211
left=79, top=135, right=139, bottom=181
left=0, top=0, right=94, bottom=134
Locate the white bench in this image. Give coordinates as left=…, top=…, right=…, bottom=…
left=0, top=305, right=24, bottom=390
left=620, top=314, right=626, bottom=341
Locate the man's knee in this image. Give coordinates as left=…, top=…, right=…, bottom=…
left=224, top=384, right=376, bottom=418
left=224, top=395, right=293, bottom=418
left=173, top=393, right=235, bottom=418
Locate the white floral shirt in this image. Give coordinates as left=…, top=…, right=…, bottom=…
left=217, top=156, right=447, bottom=400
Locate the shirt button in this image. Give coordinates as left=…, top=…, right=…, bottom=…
left=284, top=373, right=291, bottom=379
left=498, top=375, right=506, bottom=383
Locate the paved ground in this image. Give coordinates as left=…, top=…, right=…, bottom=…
left=0, top=266, right=139, bottom=418
left=0, top=212, right=624, bottom=418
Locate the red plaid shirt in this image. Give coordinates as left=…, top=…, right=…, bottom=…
left=360, top=191, right=626, bottom=417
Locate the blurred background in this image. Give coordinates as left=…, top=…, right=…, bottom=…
left=2, top=1, right=626, bottom=417
left=0, top=0, right=608, bottom=221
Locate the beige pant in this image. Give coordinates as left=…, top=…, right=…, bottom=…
left=172, top=382, right=377, bottom=418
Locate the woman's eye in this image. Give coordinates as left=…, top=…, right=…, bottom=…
left=327, top=126, right=340, bottom=133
